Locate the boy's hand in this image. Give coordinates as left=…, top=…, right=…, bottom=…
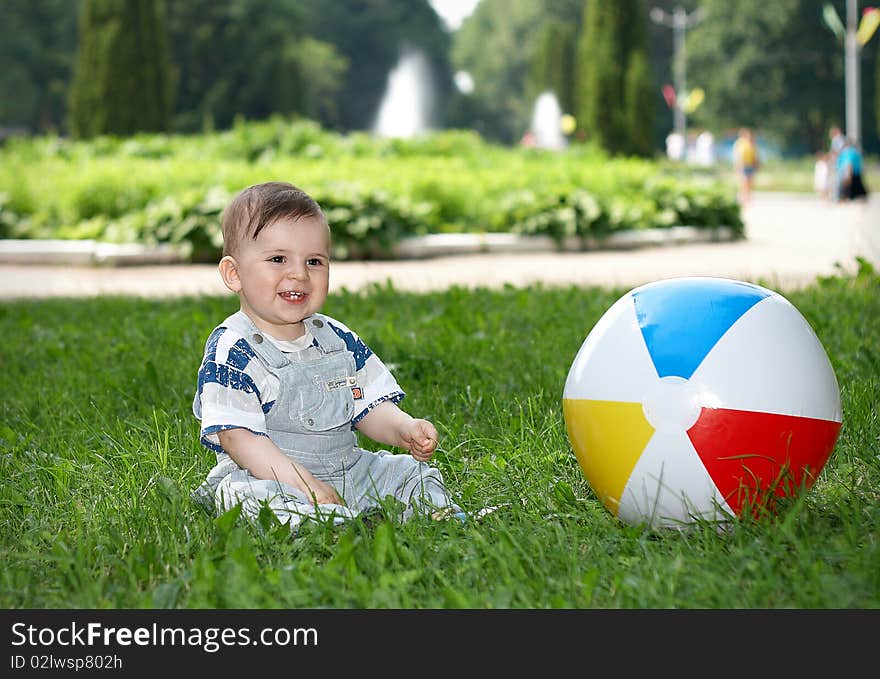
left=218, top=427, right=343, bottom=506
left=403, top=418, right=439, bottom=462
left=355, top=401, right=440, bottom=462
left=302, top=476, right=344, bottom=506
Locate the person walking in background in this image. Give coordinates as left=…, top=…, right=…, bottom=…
left=732, top=127, right=760, bottom=208
left=828, top=125, right=846, bottom=202
left=695, top=130, right=716, bottom=167
left=665, top=131, right=685, bottom=161
left=813, top=151, right=830, bottom=200
left=836, top=138, right=869, bottom=202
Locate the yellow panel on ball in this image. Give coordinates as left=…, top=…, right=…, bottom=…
left=562, top=398, right=655, bottom=515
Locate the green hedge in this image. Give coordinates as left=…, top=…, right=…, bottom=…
left=0, top=117, right=744, bottom=261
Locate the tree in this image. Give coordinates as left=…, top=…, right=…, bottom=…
left=295, top=36, right=349, bottom=126
left=576, top=0, right=654, bottom=155
left=576, top=1, right=619, bottom=149
left=166, top=0, right=345, bottom=132
left=624, top=49, right=655, bottom=156
left=527, top=18, right=577, bottom=116
left=68, top=0, right=174, bottom=138
left=0, top=0, right=77, bottom=135
left=619, top=0, right=655, bottom=155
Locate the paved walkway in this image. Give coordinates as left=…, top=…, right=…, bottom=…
left=1, top=192, right=877, bottom=300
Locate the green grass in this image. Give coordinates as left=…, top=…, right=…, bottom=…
left=1, top=262, right=878, bottom=609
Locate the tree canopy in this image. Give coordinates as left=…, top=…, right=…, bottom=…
left=685, top=0, right=863, bottom=152
left=2, top=0, right=878, bottom=153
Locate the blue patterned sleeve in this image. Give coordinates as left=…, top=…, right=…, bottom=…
left=193, top=327, right=275, bottom=452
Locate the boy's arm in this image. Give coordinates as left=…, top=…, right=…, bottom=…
left=217, top=427, right=343, bottom=506
left=355, top=400, right=439, bottom=462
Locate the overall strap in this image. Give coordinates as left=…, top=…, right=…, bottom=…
left=219, top=311, right=289, bottom=370
left=303, top=315, right=346, bottom=355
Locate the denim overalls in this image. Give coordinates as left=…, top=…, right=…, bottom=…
left=193, top=311, right=459, bottom=529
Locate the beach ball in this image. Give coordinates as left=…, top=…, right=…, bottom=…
left=562, top=277, right=842, bottom=528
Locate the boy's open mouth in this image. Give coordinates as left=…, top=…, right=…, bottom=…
left=279, top=291, right=306, bottom=301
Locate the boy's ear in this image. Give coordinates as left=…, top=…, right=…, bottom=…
left=218, top=255, right=242, bottom=293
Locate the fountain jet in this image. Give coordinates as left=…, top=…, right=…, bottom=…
left=373, top=47, right=435, bottom=138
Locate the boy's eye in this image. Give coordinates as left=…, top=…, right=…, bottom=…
left=307, top=258, right=326, bottom=266
left=268, top=255, right=285, bottom=263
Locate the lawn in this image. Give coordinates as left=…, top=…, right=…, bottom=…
left=0, top=262, right=877, bottom=609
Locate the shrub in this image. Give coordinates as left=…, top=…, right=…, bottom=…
left=0, top=120, right=743, bottom=259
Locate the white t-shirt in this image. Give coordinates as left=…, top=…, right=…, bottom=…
left=193, top=312, right=404, bottom=454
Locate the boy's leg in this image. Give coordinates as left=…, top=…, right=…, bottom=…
left=343, top=449, right=461, bottom=520
left=214, top=469, right=356, bottom=530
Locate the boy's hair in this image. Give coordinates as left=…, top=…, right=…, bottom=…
left=220, top=181, right=327, bottom=256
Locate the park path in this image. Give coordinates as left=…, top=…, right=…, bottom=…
left=0, top=192, right=877, bottom=300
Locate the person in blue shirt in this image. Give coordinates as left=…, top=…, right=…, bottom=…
left=836, top=138, right=869, bottom=201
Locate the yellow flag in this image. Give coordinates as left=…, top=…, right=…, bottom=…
left=857, top=7, right=880, bottom=46
left=682, top=88, right=705, bottom=114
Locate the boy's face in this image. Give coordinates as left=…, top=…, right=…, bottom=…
left=220, top=215, right=330, bottom=340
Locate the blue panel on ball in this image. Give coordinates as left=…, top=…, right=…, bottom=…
left=633, top=278, right=771, bottom=379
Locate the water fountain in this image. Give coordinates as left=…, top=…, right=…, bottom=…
left=530, top=91, right=566, bottom=150
left=373, top=47, right=435, bottom=138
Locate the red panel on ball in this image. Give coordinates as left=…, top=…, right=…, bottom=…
left=687, top=408, right=842, bottom=516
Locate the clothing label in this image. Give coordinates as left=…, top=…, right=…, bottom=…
left=326, top=376, right=358, bottom=392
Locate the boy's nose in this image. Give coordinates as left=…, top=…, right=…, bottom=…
left=287, top=265, right=307, bottom=280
